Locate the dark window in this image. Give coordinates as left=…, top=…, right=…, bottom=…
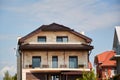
left=52, top=56, right=58, bottom=68
left=69, top=56, right=78, bottom=68
left=38, top=36, right=46, bottom=42
left=56, top=36, right=68, bottom=42
left=32, top=56, right=41, bottom=68
left=52, top=75, right=59, bottom=80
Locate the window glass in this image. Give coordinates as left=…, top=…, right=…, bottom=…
left=32, top=56, right=41, bottom=68
left=63, top=37, right=68, bottom=42
left=38, top=36, right=46, bottom=42
left=69, top=56, right=78, bottom=68
left=56, top=37, right=62, bottom=42
left=52, top=56, right=58, bottom=68
left=56, top=36, right=68, bottom=42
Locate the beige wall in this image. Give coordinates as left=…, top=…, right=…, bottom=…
left=24, top=31, right=86, bottom=43
left=18, top=29, right=92, bottom=80
left=22, top=50, right=88, bottom=68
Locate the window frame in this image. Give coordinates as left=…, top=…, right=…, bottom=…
left=37, top=36, right=46, bottom=42
left=56, top=36, right=68, bottom=42
left=69, top=56, right=78, bottom=68
left=32, top=56, right=41, bottom=68
left=52, top=56, right=58, bottom=68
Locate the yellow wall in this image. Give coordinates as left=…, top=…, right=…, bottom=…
left=22, top=50, right=88, bottom=68
left=24, top=31, right=86, bottom=43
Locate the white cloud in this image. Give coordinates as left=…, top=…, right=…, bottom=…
left=1, top=0, right=120, bottom=32
left=0, top=66, right=16, bottom=77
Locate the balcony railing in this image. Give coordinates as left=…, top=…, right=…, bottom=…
left=60, top=65, right=67, bottom=68
left=24, top=64, right=86, bottom=69
left=42, top=64, right=49, bottom=68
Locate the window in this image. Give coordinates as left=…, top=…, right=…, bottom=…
left=52, top=75, right=59, bottom=80
left=69, top=56, right=78, bottom=68
left=111, top=69, right=116, bottom=76
left=56, top=36, right=68, bottom=42
left=38, top=36, right=46, bottom=42
left=52, top=56, right=58, bottom=68
left=32, top=56, right=41, bottom=68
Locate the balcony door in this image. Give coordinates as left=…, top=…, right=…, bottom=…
left=32, top=56, right=41, bottom=68
left=69, top=56, right=78, bottom=68
left=52, top=56, right=58, bottom=68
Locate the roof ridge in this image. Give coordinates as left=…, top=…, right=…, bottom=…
left=18, top=23, right=92, bottom=44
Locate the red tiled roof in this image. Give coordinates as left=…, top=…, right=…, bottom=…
left=94, top=51, right=116, bottom=67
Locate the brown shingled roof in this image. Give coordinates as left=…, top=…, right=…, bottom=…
left=18, top=23, right=92, bottom=44
left=40, top=23, right=71, bottom=31
left=19, top=44, right=93, bottom=51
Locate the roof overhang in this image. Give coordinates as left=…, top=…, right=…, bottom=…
left=19, top=43, right=93, bottom=51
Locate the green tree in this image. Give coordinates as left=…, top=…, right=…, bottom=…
left=12, top=73, right=17, bottom=80
left=3, top=71, right=12, bottom=80
left=76, top=70, right=97, bottom=80
left=3, top=71, right=17, bottom=80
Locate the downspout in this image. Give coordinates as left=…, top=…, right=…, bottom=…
left=87, top=41, right=93, bottom=69
left=47, top=50, right=48, bottom=66
left=16, top=45, right=22, bottom=80
left=88, top=41, right=93, bottom=62
left=64, top=50, right=65, bottom=65
left=88, top=50, right=92, bottom=62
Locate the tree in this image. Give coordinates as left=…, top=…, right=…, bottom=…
left=76, top=70, right=97, bottom=80
left=3, top=71, right=12, bottom=80
left=12, top=73, right=17, bottom=80
left=3, top=71, right=17, bottom=80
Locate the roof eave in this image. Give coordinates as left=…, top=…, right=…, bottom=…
left=19, top=44, right=93, bottom=51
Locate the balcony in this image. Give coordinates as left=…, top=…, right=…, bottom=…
left=24, top=64, right=86, bottom=69
left=20, top=42, right=93, bottom=51
left=23, top=64, right=90, bottom=75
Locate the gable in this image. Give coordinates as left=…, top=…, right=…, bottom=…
left=18, top=23, right=92, bottom=44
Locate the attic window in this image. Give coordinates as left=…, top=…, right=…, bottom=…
left=38, top=36, right=46, bottom=42
left=56, top=36, right=68, bottom=42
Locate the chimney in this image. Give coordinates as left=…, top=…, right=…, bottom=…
left=80, top=31, right=85, bottom=35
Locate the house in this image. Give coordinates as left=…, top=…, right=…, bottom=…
left=111, top=26, right=120, bottom=74
left=17, top=23, right=93, bottom=80
left=94, top=51, right=116, bottom=80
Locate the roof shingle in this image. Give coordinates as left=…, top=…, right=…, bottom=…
left=18, top=23, right=92, bottom=44
left=94, top=51, right=116, bottom=67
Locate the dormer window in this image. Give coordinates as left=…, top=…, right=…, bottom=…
left=56, top=36, right=68, bottom=42
left=38, top=36, right=46, bottom=42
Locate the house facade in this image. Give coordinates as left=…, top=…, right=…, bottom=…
left=17, top=23, right=93, bottom=80
left=94, top=51, right=116, bottom=80
left=111, top=26, right=120, bottom=74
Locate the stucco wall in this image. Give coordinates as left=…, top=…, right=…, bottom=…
left=22, top=50, right=88, bottom=69
left=19, top=30, right=91, bottom=80
left=24, top=31, right=86, bottom=43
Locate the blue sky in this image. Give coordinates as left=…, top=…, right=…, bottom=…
left=0, top=0, right=120, bottom=79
